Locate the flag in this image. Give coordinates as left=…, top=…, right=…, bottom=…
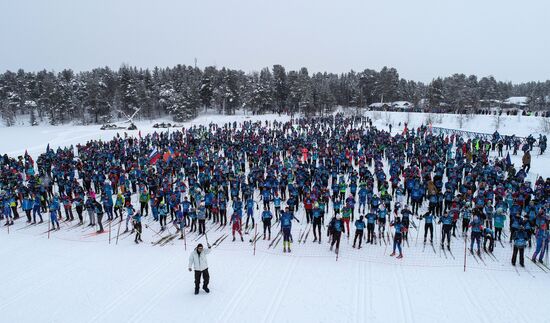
left=163, top=146, right=176, bottom=162
left=46, top=143, right=50, bottom=153
left=138, top=130, right=142, bottom=139
left=148, top=147, right=161, bottom=165
left=505, top=152, right=512, bottom=167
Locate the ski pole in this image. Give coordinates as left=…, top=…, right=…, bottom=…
left=115, top=218, right=122, bottom=245
left=253, top=223, right=257, bottom=256
left=48, top=218, right=50, bottom=239
left=144, top=224, right=163, bottom=238
left=463, top=231, right=467, bottom=272
left=415, top=217, right=421, bottom=247
left=183, top=225, right=187, bottom=251
left=109, top=220, right=112, bottom=244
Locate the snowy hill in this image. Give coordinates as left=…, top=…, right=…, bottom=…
left=1, top=110, right=549, bottom=323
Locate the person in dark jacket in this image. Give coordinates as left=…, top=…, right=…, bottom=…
left=512, top=226, right=527, bottom=267
left=94, top=200, right=104, bottom=233
left=329, top=214, right=345, bottom=253
left=352, top=215, right=366, bottom=249
left=390, top=217, right=404, bottom=259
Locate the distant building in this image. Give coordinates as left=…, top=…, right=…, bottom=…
left=479, top=99, right=502, bottom=109
left=503, top=96, right=529, bottom=108
left=368, top=102, right=391, bottom=110
left=391, top=101, right=414, bottom=111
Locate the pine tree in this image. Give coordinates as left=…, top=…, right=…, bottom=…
left=272, top=64, right=288, bottom=113
left=427, top=78, right=445, bottom=111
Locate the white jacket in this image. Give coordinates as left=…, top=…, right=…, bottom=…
left=188, top=247, right=211, bottom=271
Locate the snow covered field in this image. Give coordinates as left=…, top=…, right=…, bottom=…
left=1, top=110, right=549, bottom=323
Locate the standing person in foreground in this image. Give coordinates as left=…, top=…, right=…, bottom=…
left=280, top=206, right=300, bottom=253
left=188, top=243, right=212, bottom=295
left=512, top=226, right=527, bottom=267
left=390, top=217, right=404, bottom=259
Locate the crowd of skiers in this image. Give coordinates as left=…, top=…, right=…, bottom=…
left=0, top=113, right=548, bottom=268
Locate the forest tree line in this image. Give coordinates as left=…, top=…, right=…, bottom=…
left=0, top=64, right=549, bottom=126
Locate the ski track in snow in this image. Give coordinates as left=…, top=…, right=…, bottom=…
left=3, top=267, right=81, bottom=322
left=127, top=266, right=185, bottom=323
left=261, top=256, right=299, bottom=323
left=217, top=254, right=269, bottom=323
left=353, top=262, right=361, bottom=323
left=367, top=262, right=375, bottom=321
left=86, top=256, right=176, bottom=323
left=458, top=272, right=490, bottom=323
left=397, top=265, right=415, bottom=323
left=484, top=270, right=531, bottom=323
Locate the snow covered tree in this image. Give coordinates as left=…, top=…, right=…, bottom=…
left=375, top=66, right=399, bottom=103
left=272, top=64, right=288, bottom=113
left=427, top=78, right=445, bottom=111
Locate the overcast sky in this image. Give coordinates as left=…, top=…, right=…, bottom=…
left=1, top=0, right=548, bottom=83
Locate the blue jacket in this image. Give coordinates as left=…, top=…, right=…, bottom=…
left=470, top=218, right=483, bottom=233
left=280, top=211, right=298, bottom=229
left=261, top=210, right=272, bottom=220
left=391, top=221, right=404, bottom=236
left=22, top=198, right=33, bottom=211
left=366, top=213, right=376, bottom=224
left=354, top=219, right=366, bottom=230
left=440, top=214, right=452, bottom=225
left=514, top=229, right=527, bottom=248
left=422, top=212, right=433, bottom=224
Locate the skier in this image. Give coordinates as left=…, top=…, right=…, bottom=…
left=22, top=195, right=33, bottom=223
left=159, top=201, right=169, bottom=231
left=493, top=207, right=505, bottom=241
left=328, top=214, right=344, bottom=253
left=312, top=203, right=323, bottom=243
left=32, top=194, right=43, bottom=224
left=93, top=199, right=104, bottom=233
left=439, top=212, right=453, bottom=250
left=280, top=206, right=299, bottom=252
left=532, top=223, right=549, bottom=263
left=85, top=196, right=96, bottom=227
left=420, top=210, right=434, bottom=244
left=230, top=211, right=243, bottom=242
left=483, top=226, right=494, bottom=253
left=366, top=211, right=377, bottom=244
left=124, top=203, right=136, bottom=233
left=49, top=199, right=60, bottom=230
left=512, top=226, right=527, bottom=267
left=390, top=216, right=404, bottom=259
left=133, top=210, right=142, bottom=244
left=245, top=196, right=256, bottom=230
left=188, top=243, right=212, bottom=295
left=469, top=215, right=483, bottom=255
left=261, top=206, right=272, bottom=240
left=352, top=215, right=366, bottom=249
left=139, top=189, right=150, bottom=216
left=197, top=203, right=207, bottom=234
